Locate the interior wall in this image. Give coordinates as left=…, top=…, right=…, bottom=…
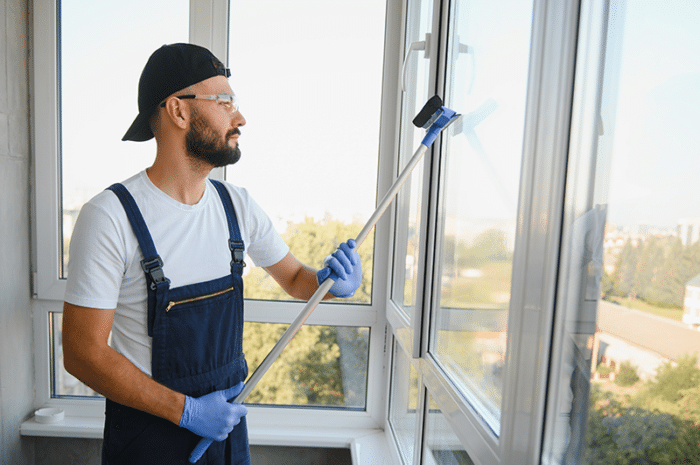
left=32, top=438, right=352, bottom=465
left=0, top=0, right=34, bottom=464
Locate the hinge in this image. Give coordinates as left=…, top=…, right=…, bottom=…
left=383, top=324, right=389, bottom=355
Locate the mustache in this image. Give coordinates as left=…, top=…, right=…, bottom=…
left=226, top=128, right=241, bottom=139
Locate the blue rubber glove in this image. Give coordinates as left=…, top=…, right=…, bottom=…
left=179, top=382, right=247, bottom=441
left=316, top=239, right=362, bottom=298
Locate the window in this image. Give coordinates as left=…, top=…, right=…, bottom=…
left=33, top=0, right=388, bottom=425
left=429, top=0, right=533, bottom=433
left=385, top=0, right=580, bottom=463
left=36, top=0, right=190, bottom=401
left=225, top=0, right=386, bottom=410
left=388, top=339, right=420, bottom=463
left=543, top=1, right=700, bottom=463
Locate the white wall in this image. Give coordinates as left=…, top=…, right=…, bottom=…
left=0, top=0, right=34, bottom=463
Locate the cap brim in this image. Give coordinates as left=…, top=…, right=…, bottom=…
left=122, top=111, right=155, bottom=142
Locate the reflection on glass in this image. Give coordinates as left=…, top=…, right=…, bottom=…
left=243, top=322, right=369, bottom=409
left=544, top=2, right=700, bottom=463
left=227, top=1, right=385, bottom=304
left=424, top=394, right=474, bottom=465
left=389, top=340, right=420, bottom=464
left=392, top=0, right=433, bottom=320
left=59, top=0, right=189, bottom=277
left=431, top=0, right=534, bottom=433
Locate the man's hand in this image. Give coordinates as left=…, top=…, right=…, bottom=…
left=179, top=382, right=248, bottom=441
left=316, top=239, right=362, bottom=298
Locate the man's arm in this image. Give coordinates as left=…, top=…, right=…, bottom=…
left=62, top=302, right=185, bottom=424
left=262, top=252, right=333, bottom=301
left=263, top=240, right=362, bottom=301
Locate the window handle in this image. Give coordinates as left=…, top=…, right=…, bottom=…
left=401, top=33, right=431, bottom=92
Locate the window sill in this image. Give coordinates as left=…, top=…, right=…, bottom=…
left=21, top=414, right=395, bottom=464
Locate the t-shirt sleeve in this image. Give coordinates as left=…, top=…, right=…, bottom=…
left=64, top=199, right=127, bottom=309
left=236, top=187, right=289, bottom=267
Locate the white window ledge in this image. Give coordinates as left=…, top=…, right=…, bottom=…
left=21, top=415, right=395, bottom=465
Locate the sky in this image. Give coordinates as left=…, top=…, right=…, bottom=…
left=60, top=0, right=700, bottom=235
left=603, top=1, right=700, bottom=229
left=60, top=0, right=385, bottom=233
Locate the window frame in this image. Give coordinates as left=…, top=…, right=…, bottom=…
left=382, top=0, right=582, bottom=463
left=30, top=0, right=394, bottom=439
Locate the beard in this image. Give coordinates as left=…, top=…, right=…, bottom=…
left=185, top=109, right=241, bottom=168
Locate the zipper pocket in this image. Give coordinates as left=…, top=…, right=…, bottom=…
left=165, top=286, right=235, bottom=312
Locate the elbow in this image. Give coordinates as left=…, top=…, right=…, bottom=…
left=62, top=339, right=84, bottom=379
left=62, top=331, right=102, bottom=382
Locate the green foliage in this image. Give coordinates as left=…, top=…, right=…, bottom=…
left=607, top=234, right=700, bottom=309
left=587, top=355, right=700, bottom=464
left=638, top=354, right=700, bottom=404
left=586, top=387, right=677, bottom=465
left=614, top=240, right=640, bottom=298
left=243, top=216, right=373, bottom=303
left=597, top=364, right=615, bottom=375
left=615, top=361, right=640, bottom=387
left=239, top=217, right=374, bottom=407
left=662, top=421, right=700, bottom=464
left=243, top=322, right=344, bottom=406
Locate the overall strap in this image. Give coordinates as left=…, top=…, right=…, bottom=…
left=209, top=180, right=246, bottom=275
left=107, top=183, right=170, bottom=337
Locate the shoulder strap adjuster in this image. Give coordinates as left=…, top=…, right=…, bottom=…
left=229, top=240, right=246, bottom=267
left=141, top=256, right=170, bottom=290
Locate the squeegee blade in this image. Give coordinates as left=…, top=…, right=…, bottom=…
left=412, top=95, right=444, bottom=128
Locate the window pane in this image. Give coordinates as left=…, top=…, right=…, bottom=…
left=430, top=0, right=534, bottom=434
left=423, top=394, right=473, bottom=465
left=243, top=322, right=369, bottom=409
left=391, top=0, right=433, bottom=321
left=544, top=2, right=700, bottom=463
left=227, top=1, right=385, bottom=304
left=389, top=340, right=420, bottom=464
left=51, top=313, right=101, bottom=397
left=59, top=0, right=189, bottom=277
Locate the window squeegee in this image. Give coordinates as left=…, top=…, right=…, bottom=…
left=189, top=96, right=460, bottom=463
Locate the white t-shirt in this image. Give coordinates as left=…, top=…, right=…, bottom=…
left=64, top=171, right=289, bottom=376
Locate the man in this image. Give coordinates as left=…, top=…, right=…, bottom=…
left=62, top=43, right=361, bottom=465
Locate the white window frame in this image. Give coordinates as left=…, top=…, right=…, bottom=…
left=381, top=0, right=582, bottom=464
left=29, top=0, right=396, bottom=449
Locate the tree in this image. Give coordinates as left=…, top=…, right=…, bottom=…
left=637, top=354, right=700, bottom=404
left=614, top=361, right=639, bottom=387
left=240, top=217, right=374, bottom=407
left=243, top=216, right=373, bottom=303
left=646, top=239, right=700, bottom=308
left=634, top=236, right=667, bottom=303
left=612, top=240, right=640, bottom=298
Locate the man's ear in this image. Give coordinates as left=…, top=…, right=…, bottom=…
left=163, top=97, right=189, bottom=130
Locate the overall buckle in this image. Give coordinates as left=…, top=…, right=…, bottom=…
left=229, top=240, right=246, bottom=267
left=141, top=256, right=170, bottom=290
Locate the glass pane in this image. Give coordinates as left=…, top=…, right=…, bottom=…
left=544, top=2, right=700, bottom=463
left=391, top=0, right=434, bottom=321
left=430, top=0, right=534, bottom=433
left=243, top=322, right=369, bottom=409
left=51, top=313, right=101, bottom=397
left=423, top=394, right=473, bottom=465
left=59, top=0, right=189, bottom=277
left=389, top=340, right=420, bottom=464
left=227, top=1, right=385, bottom=304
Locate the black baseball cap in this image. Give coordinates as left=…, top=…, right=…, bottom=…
left=122, top=43, right=231, bottom=142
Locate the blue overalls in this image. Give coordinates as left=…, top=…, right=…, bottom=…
left=102, top=180, right=249, bottom=465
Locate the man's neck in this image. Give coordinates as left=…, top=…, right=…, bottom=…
left=147, top=149, right=212, bottom=205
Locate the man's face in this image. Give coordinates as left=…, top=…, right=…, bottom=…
left=185, top=104, right=241, bottom=168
